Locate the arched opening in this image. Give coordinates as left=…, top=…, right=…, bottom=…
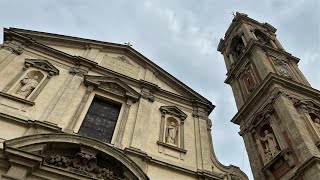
left=253, top=29, right=272, bottom=47
left=230, top=36, right=245, bottom=60
left=4, top=134, right=149, bottom=180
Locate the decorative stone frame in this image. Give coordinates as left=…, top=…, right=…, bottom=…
left=65, top=75, right=140, bottom=148
left=0, top=59, right=59, bottom=106
left=2, top=134, right=148, bottom=180
left=249, top=105, right=295, bottom=177
left=227, top=35, right=247, bottom=63
left=157, top=106, right=187, bottom=159
left=293, top=99, right=320, bottom=147
left=270, top=56, right=293, bottom=79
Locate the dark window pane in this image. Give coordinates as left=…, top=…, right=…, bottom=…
left=79, top=97, right=121, bottom=143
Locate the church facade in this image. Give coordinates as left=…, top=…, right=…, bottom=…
left=218, top=13, right=320, bottom=179
left=0, top=28, right=247, bottom=179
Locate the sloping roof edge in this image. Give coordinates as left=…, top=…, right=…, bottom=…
left=4, top=27, right=215, bottom=113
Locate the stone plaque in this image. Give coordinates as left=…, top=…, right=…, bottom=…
left=101, top=55, right=139, bottom=79
left=79, top=97, right=121, bottom=143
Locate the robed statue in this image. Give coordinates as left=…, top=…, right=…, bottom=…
left=16, top=75, right=39, bottom=98
left=165, top=121, right=178, bottom=145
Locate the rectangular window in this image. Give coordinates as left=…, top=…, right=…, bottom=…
left=78, top=97, right=121, bottom=143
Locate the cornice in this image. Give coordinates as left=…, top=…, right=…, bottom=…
left=4, top=28, right=98, bottom=69
left=218, top=12, right=277, bottom=52
left=224, top=40, right=299, bottom=84
left=6, top=27, right=213, bottom=108
left=231, top=73, right=320, bottom=124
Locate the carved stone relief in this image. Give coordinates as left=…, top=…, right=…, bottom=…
left=45, top=152, right=123, bottom=180
left=101, top=54, right=139, bottom=79
left=256, top=128, right=280, bottom=163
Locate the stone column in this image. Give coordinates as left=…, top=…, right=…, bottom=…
left=64, top=85, right=94, bottom=133
left=41, top=66, right=87, bottom=124
left=130, top=87, right=154, bottom=150
left=114, top=99, right=133, bottom=148
left=229, top=54, right=234, bottom=64
left=272, top=37, right=284, bottom=50
left=241, top=34, right=247, bottom=46
left=269, top=115, right=288, bottom=150
left=158, top=110, right=166, bottom=142
left=193, top=111, right=203, bottom=170
left=274, top=96, right=317, bottom=162
left=269, top=40, right=278, bottom=49
left=243, top=131, right=266, bottom=179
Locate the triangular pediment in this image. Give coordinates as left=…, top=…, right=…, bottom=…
left=84, top=75, right=140, bottom=102
left=25, top=59, right=59, bottom=75
left=159, top=106, right=187, bottom=119
left=5, top=28, right=214, bottom=111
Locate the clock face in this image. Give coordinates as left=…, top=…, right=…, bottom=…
left=276, top=64, right=291, bottom=78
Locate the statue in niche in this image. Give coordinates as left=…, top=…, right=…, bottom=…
left=165, top=121, right=178, bottom=145
left=235, top=42, right=244, bottom=58
left=313, top=117, right=320, bottom=133
left=16, top=75, right=39, bottom=98
left=276, top=63, right=291, bottom=78
left=259, top=129, right=280, bottom=162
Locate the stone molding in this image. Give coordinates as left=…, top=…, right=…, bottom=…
left=232, top=73, right=320, bottom=125
left=84, top=75, right=140, bottom=102
left=139, top=80, right=160, bottom=102
left=0, top=111, right=62, bottom=134
left=261, top=148, right=295, bottom=177
left=0, top=41, right=23, bottom=55
left=0, top=91, right=35, bottom=106
left=5, top=28, right=213, bottom=110
left=24, top=59, right=59, bottom=76
left=4, top=134, right=149, bottom=180
left=158, top=106, right=187, bottom=152
left=224, top=40, right=299, bottom=84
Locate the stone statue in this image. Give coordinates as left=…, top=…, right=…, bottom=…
left=259, top=130, right=279, bottom=160
left=165, top=121, right=178, bottom=145
left=16, top=75, right=39, bottom=98
left=313, top=118, right=320, bottom=132
left=233, top=42, right=245, bottom=60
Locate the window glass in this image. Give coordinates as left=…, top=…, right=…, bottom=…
left=79, top=97, right=121, bottom=143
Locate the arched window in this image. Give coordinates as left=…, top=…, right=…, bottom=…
left=230, top=36, right=245, bottom=60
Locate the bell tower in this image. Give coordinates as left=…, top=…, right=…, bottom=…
left=218, top=12, right=320, bottom=179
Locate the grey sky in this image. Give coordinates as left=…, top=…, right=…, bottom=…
left=1, top=0, right=319, bottom=179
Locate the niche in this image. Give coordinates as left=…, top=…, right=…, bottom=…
left=165, top=117, right=180, bottom=146
left=13, top=70, right=44, bottom=99
left=230, top=36, right=245, bottom=60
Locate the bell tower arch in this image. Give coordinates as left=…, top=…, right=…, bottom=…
left=218, top=12, right=320, bottom=179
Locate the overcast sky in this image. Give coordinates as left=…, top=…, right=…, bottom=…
left=1, top=0, right=319, bottom=179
